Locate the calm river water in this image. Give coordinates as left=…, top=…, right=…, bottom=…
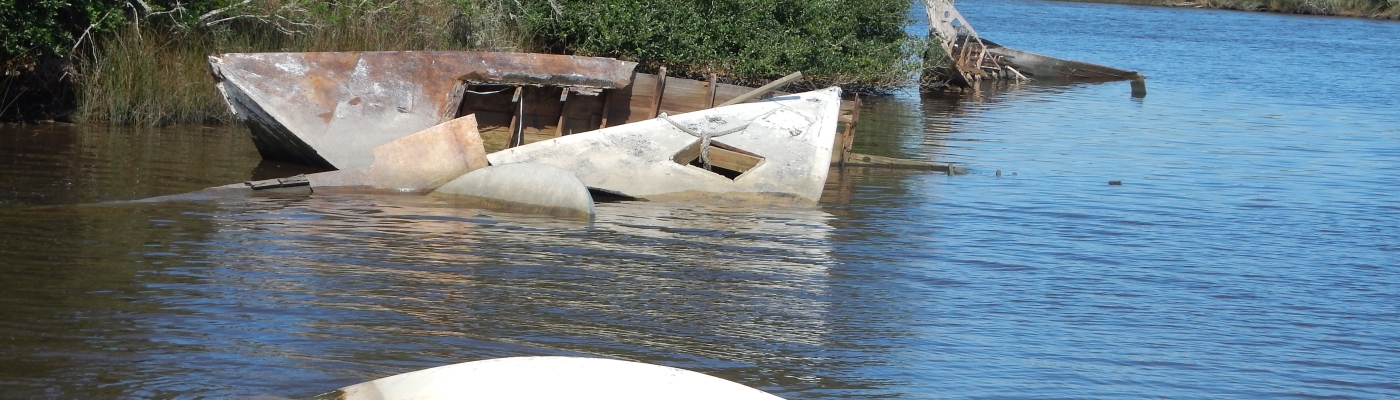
left=3, top=0, right=1398, bottom=398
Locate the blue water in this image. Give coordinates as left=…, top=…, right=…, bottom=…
left=2, top=0, right=1398, bottom=398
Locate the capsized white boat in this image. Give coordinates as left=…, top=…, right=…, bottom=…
left=487, top=87, right=842, bottom=203
left=311, top=356, right=784, bottom=400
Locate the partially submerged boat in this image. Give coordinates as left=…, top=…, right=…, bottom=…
left=920, top=0, right=1146, bottom=95
left=208, top=51, right=866, bottom=171
left=489, top=87, right=842, bottom=202
left=198, top=50, right=900, bottom=213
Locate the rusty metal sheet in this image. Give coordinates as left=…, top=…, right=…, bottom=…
left=209, top=51, right=637, bottom=169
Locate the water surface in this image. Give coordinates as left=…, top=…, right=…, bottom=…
left=3, top=1, right=1399, bottom=398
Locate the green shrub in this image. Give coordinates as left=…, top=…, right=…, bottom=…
left=0, top=0, right=127, bottom=62
left=512, top=0, right=919, bottom=90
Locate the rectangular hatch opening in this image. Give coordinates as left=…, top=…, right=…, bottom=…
left=671, top=140, right=764, bottom=180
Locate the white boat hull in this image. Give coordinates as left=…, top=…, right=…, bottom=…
left=487, top=87, right=842, bottom=202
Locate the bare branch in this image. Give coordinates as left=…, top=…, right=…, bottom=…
left=71, top=10, right=115, bottom=55
left=199, top=0, right=254, bottom=23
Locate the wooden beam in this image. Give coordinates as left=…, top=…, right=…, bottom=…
left=706, top=146, right=762, bottom=172
left=440, top=81, right=468, bottom=123
left=554, top=88, right=570, bottom=137
left=717, top=71, right=802, bottom=107
left=507, top=86, right=524, bottom=148
left=598, top=89, right=612, bottom=128
left=650, top=67, right=668, bottom=118
left=705, top=73, right=718, bottom=108
left=837, top=94, right=861, bottom=167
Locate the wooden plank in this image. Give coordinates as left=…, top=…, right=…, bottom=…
left=717, top=71, right=803, bottom=107
left=706, top=146, right=763, bottom=172
left=598, top=89, right=612, bottom=128
left=611, top=73, right=797, bottom=126
left=507, top=86, right=523, bottom=148
left=836, top=95, right=861, bottom=166
left=554, top=89, right=569, bottom=137
left=440, top=81, right=468, bottom=123
left=835, top=153, right=962, bottom=174
left=613, top=73, right=654, bottom=126
left=650, top=67, right=668, bottom=118
left=559, top=89, right=606, bottom=136
left=706, top=74, right=718, bottom=108
left=671, top=141, right=703, bottom=164
left=657, top=77, right=715, bottom=116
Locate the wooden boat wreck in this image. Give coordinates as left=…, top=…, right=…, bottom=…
left=196, top=51, right=896, bottom=213
left=920, top=0, right=1146, bottom=96
left=207, top=51, right=867, bottom=172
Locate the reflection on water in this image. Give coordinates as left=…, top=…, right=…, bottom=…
left=4, top=1, right=1400, bottom=398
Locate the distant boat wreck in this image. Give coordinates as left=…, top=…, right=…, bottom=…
left=920, top=0, right=1147, bottom=96
left=188, top=51, right=908, bottom=216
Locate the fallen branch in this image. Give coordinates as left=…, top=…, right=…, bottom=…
left=70, top=10, right=115, bottom=55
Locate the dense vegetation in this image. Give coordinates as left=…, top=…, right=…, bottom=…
left=2, top=0, right=922, bottom=124
left=512, top=0, right=920, bottom=89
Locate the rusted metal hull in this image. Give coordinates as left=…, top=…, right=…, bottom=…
left=209, top=51, right=638, bottom=169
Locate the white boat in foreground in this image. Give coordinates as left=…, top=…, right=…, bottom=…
left=311, top=356, right=784, bottom=400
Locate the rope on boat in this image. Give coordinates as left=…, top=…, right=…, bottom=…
left=658, top=113, right=752, bottom=170
left=465, top=88, right=512, bottom=95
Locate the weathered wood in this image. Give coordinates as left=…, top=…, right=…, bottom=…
left=598, top=89, right=613, bottom=128
left=835, top=95, right=861, bottom=166
left=717, top=71, right=803, bottom=107
left=706, top=73, right=718, bottom=108
left=440, top=81, right=468, bottom=123
left=835, top=153, right=962, bottom=174
left=554, top=89, right=569, bottom=137
left=507, top=86, right=524, bottom=148
left=706, top=146, right=763, bottom=173
left=671, top=140, right=764, bottom=174
left=650, top=67, right=668, bottom=118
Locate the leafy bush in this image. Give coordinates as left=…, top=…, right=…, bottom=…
left=0, top=0, right=127, bottom=62
left=511, top=0, right=918, bottom=89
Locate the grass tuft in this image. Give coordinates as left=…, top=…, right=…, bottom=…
left=75, top=0, right=531, bottom=126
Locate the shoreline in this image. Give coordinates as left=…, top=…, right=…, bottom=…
left=1052, top=0, right=1400, bottom=19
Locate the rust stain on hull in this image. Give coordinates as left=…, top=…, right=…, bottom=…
left=210, top=51, right=638, bottom=170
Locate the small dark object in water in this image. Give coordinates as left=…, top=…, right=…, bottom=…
left=1109, top=180, right=1122, bottom=185
left=996, top=170, right=1001, bottom=178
